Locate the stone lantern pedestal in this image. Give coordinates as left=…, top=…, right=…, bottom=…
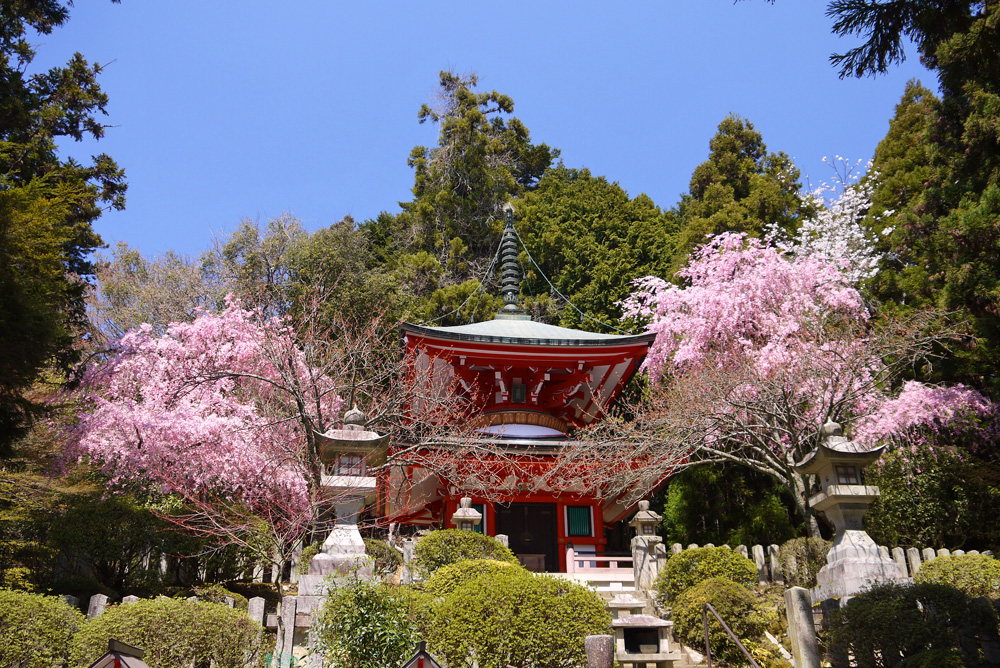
left=794, top=422, right=908, bottom=602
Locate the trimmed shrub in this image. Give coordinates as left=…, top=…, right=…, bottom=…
left=778, top=537, right=830, bottom=588
left=364, top=537, right=403, bottom=578
left=826, top=582, right=999, bottom=668
left=0, top=589, right=85, bottom=668
left=310, top=577, right=419, bottom=668
left=69, top=597, right=271, bottom=668
left=412, top=529, right=517, bottom=578
left=425, top=569, right=610, bottom=668
left=297, top=543, right=321, bottom=574
left=424, top=558, right=526, bottom=596
left=671, top=577, right=781, bottom=668
left=914, top=554, right=1000, bottom=598
left=655, top=546, right=757, bottom=602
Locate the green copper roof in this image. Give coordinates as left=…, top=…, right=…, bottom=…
left=401, top=319, right=655, bottom=347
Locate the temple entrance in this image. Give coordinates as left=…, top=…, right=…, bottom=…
left=495, top=502, right=558, bottom=572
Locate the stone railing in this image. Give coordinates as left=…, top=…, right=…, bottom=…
left=560, top=546, right=635, bottom=592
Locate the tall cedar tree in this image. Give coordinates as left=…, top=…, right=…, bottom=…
left=397, top=71, right=557, bottom=324
left=672, top=114, right=809, bottom=269
left=831, top=1, right=1000, bottom=395
left=0, top=0, right=126, bottom=451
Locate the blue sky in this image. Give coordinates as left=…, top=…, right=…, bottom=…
left=36, top=1, right=933, bottom=257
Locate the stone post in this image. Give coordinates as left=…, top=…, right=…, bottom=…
left=922, top=547, right=936, bottom=562
left=61, top=594, right=79, bottom=608
left=892, top=547, right=908, bottom=577
left=768, top=544, right=784, bottom=585
left=906, top=547, right=922, bottom=576
left=248, top=597, right=265, bottom=625
left=670, top=543, right=682, bottom=555
left=87, top=594, right=108, bottom=619
left=495, top=533, right=509, bottom=548
left=122, top=595, right=139, bottom=604
left=278, top=596, right=297, bottom=667
left=752, top=544, right=767, bottom=585
left=585, top=635, right=614, bottom=668
left=784, top=587, right=821, bottom=668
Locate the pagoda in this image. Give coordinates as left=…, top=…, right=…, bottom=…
left=390, top=205, right=656, bottom=572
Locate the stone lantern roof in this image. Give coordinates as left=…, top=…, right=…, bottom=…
left=793, top=421, right=886, bottom=475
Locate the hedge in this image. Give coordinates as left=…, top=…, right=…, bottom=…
left=913, top=554, right=1000, bottom=599
left=654, top=546, right=757, bottom=602
left=363, top=537, right=404, bottom=578
left=424, top=569, right=610, bottom=668
left=0, top=589, right=85, bottom=668
left=412, top=530, right=517, bottom=578
left=423, top=558, right=526, bottom=596
left=69, top=597, right=270, bottom=668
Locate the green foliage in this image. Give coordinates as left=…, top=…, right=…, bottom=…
left=363, top=537, right=403, bottom=578
left=826, top=582, right=999, bottom=668
left=0, top=588, right=85, bottom=668
left=297, top=543, right=321, bottom=575
left=182, top=584, right=249, bottom=611
left=47, top=493, right=167, bottom=593
left=0, top=0, right=127, bottom=450
left=659, top=465, right=802, bottom=547
left=672, top=115, right=808, bottom=268
left=310, top=577, right=419, bottom=668
left=778, top=538, right=831, bottom=589
left=516, top=166, right=676, bottom=329
left=864, top=444, right=1000, bottom=551
left=69, top=597, right=270, bottom=668
left=223, top=581, right=281, bottom=615
left=412, top=529, right=518, bottom=579
left=423, top=558, right=526, bottom=596
left=671, top=577, right=782, bottom=668
left=655, top=546, right=758, bottom=603
left=396, top=71, right=557, bottom=317
left=914, top=554, right=1000, bottom=599
left=425, top=569, right=610, bottom=668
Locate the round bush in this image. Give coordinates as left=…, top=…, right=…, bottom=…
left=424, top=558, right=526, bottom=596
left=914, top=554, right=1000, bottom=598
left=778, top=537, right=831, bottom=588
left=827, top=582, right=999, bottom=668
left=413, top=530, right=517, bottom=578
left=671, top=577, right=774, bottom=667
left=425, top=569, right=610, bottom=668
left=311, top=578, right=419, bottom=668
left=655, top=546, right=757, bottom=602
left=364, top=537, right=404, bottom=578
left=0, top=589, right=85, bottom=668
left=69, top=597, right=270, bottom=668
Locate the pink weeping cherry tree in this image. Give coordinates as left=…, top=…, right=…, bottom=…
left=607, top=232, right=995, bottom=536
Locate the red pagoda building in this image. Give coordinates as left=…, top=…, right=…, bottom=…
left=390, top=207, right=656, bottom=572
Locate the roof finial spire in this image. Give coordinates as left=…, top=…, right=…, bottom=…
left=497, top=202, right=527, bottom=320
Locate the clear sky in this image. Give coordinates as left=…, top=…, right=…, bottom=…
left=35, top=1, right=934, bottom=258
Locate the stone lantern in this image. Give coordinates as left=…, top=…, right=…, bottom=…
left=450, top=497, right=482, bottom=532
left=630, top=500, right=666, bottom=592
left=307, top=406, right=390, bottom=578
left=793, top=421, right=907, bottom=601
left=609, top=592, right=681, bottom=668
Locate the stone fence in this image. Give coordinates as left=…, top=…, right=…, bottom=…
left=657, top=541, right=993, bottom=585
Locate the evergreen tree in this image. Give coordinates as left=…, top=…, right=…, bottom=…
left=0, top=0, right=126, bottom=451
left=396, top=71, right=557, bottom=324
left=516, top=166, right=677, bottom=330
left=672, top=115, right=809, bottom=268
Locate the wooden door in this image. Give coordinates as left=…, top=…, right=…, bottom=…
left=495, top=502, right=558, bottom=572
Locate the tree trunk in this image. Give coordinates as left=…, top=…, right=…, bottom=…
left=789, top=470, right=822, bottom=538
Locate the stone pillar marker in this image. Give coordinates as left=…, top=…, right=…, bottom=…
left=629, top=500, right=665, bottom=592
left=793, top=421, right=908, bottom=601
left=87, top=594, right=108, bottom=619
left=248, top=597, right=265, bottom=625
left=278, top=595, right=297, bottom=667
left=752, top=544, right=767, bottom=585
left=61, top=594, right=79, bottom=608
left=121, top=595, right=139, bottom=604
left=906, top=547, right=922, bottom=576
left=585, top=635, right=614, bottom=668
left=784, top=587, right=821, bottom=668
left=892, top=547, right=908, bottom=577
left=768, top=544, right=784, bottom=585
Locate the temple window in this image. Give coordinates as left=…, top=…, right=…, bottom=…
left=512, top=383, right=526, bottom=404
left=335, top=454, right=365, bottom=476
left=567, top=506, right=593, bottom=537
